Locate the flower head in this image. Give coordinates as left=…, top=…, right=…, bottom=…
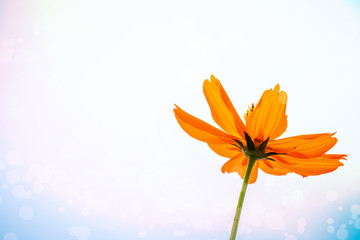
left=174, top=75, right=346, bottom=184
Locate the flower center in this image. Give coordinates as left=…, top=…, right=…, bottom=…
left=244, top=103, right=255, bottom=122
left=232, top=132, right=282, bottom=161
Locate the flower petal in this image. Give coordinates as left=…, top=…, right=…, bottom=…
left=248, top=161, right=259, bottom=184
left=259, top=160, right=289, bottom=176
left=273, top=154, right=346, bottom=177
left=221, top=153, right=247, bottom=175
left=269, top=133, right=338, bottom=158
left=174, top=105, right=233, bottom=144
left=203, top=75, right=247, bottom=139
left=208, top=143, right=240, bottom=158
left=246, top=84, right=287, bottom=141
left=221, top=154, right=259, bottom=184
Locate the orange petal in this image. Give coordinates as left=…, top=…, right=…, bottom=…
left=203, top=75, right=247, bottom=139
left=221, top=153, right=247, bottom=175
left=259, top=160, right=289, bottom=176
left=275, top=153, right=347, bottom=165
left=246, top=84, right=287, bottom=141
left=248, top=161, right=259, bottom=184
left=268, top=133, right=338, bottom=158
left=221, top=154, right=259, bottom=184
left=174, top=105, right=233, bottom=144
left=208, top=143, right=240, bottom=158
left=273, top=154, right=346, bottom=177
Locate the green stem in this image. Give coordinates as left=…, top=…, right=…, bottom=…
left=229, top=156, right=257, bottom=240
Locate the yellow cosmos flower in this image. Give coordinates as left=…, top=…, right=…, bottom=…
left=174, top=75, right=346, bottom=183
left=174, top=75, right=347, bottom=239
left=174, top=75, right=346, bottom=239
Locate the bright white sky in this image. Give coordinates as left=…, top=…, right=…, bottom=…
left=1, top=0, right=360, bottom=232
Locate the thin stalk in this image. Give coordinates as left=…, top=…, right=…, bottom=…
left=229, top=156, right=257, bottom=240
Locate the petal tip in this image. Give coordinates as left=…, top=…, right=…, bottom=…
left=203, top=79, right=211, bottom=89
left=274, top=84, right=280, bottom=91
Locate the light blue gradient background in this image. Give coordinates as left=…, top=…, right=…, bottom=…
left=0, top=0, right=360, bottom=239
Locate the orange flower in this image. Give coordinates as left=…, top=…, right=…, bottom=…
left=174, top=75, right=346, bottom=184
